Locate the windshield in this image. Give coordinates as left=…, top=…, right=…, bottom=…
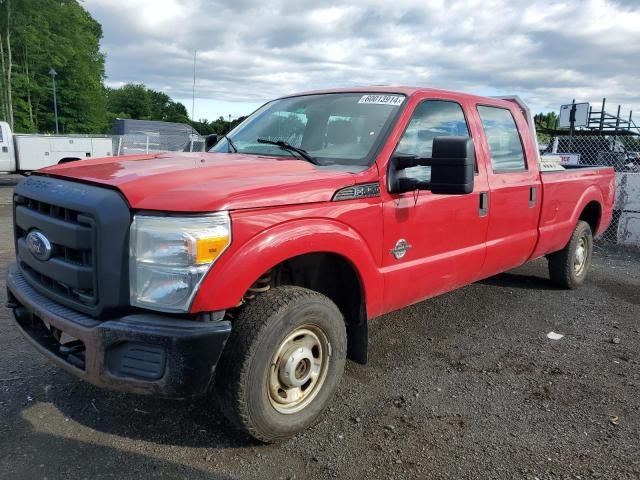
left=211, top=93, right=406, bottom=167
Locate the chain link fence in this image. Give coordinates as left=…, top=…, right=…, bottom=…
left=111, top=134, right=206, bottom=156
left=541, top=135, right=640, bottom=248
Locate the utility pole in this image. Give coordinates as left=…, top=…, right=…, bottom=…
left=191, top=51, right=196, bottom=121
left=49, top=68, right=59, bottom=134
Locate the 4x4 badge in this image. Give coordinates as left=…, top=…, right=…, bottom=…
left=390, top=239, right=412, bottom=259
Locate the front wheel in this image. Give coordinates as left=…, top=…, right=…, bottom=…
left=548, top=220, right=593, bottom=289
left=215, top=286, right=347, bottom=442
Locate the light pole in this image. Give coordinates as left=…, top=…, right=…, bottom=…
left=49, top=68, right=59, bottom=134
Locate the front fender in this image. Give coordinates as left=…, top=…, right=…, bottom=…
left=190, top=218, right=383, bottom=318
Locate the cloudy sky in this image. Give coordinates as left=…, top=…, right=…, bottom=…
left=84, top=0, right=640, bottom=122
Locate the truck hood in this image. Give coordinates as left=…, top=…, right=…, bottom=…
left=39, top=152, right=358, bottom=212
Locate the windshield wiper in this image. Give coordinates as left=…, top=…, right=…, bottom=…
left=256, top=138, right=318, bottom=165
left=222, top=134, right=238, bottom=153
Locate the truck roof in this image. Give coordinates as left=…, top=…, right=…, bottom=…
left=280, top=86, right=516, bottom=108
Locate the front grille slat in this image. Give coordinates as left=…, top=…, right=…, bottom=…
left=15, top=195, right=97, bottom=306
left=15, top=206, right=92, bottom=251
left=18, top=241, right=93, bottom=288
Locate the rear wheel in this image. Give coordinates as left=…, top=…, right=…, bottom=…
left=215, top=286, right=347, bottom=442
left=548, top=220, right=593, bottom=289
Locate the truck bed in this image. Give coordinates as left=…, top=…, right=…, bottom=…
left=532, top=165, right=615, bottom=259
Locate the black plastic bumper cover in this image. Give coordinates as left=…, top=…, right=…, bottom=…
left=6, top=262, right=231, bottom=399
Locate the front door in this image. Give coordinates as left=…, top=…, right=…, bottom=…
left=381, top=97, right=489, bottom=313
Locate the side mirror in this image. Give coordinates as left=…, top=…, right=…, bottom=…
left=388, top=136, right=475, bottom=195
left=204, top=134, right=219, bottom=151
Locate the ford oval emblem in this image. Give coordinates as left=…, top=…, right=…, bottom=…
left=26, top=230, right=53, bottom=261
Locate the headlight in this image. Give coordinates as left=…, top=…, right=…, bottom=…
left=129, top=213, right=231, bottom=313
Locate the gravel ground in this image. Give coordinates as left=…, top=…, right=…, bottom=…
left=0, top=174, right=638, bottom=480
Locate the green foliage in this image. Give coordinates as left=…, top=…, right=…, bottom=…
left=107, top=84, right=151, bottom=120
left=535, top=111, right=560, bottom=144
left=189, top=116, right=247, bottom=136
left=0, top=0, right=243, bottom=136
left=1, top=0, right=107, bottom=133
left=106, top=84, right=190, bottom=125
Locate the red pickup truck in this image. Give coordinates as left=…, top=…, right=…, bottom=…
left=6, top=87, right=615, bottom=442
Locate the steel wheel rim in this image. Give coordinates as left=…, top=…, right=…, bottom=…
left=268, top=325, right=330, bottom=414
left=574, top=235, right=588, bottom=276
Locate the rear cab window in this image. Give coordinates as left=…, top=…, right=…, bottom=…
left=476, top=105, right=527, bottom=172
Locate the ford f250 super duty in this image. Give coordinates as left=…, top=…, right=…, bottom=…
left=6, top=87, right=615, bottom=442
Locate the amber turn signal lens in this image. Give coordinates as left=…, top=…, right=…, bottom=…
left=195, top=236, right=229, bottom=264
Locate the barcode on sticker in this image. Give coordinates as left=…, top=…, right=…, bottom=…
left=358, top=94, right=404, bottom=106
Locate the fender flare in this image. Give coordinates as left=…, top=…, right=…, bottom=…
left=569, top=185, right=604, bottom=235
left=190, top=218, right=383, bottom=318
left=533, top=184, right=605, bottom=259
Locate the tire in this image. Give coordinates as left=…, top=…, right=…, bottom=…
left=548, top=220, right=593, bottom=289
left=215, top=286, right=347, bottom=442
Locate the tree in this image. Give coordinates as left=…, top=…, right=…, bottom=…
left=0, top=0, right=14, bottom=129
left=534, top=112, right=559, bottom=131
left=147, top=89, right=189, bottom=123
left=0, top=0, right=246, bottom=135
left=534, top=112, right=560, bottom=144
left=107, top=84, right=151, bottom=120
left=0, top=0, right=107, bottom=133
left=107, top=84, right=190, bottom=125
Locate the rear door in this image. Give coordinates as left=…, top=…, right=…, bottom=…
left=475, top=104, right=541, bottom=277
left=381, top=95, right=490, bottom=313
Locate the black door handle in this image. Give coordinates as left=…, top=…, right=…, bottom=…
left=479, top=192, right=489, bottom=217
left=529, top=186, right=537, bottom=208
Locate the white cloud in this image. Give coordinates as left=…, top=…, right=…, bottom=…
left=85, top=0, right=640, bottom=121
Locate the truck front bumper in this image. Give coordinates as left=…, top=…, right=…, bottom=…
left=6, top=262, right=231, bottom=399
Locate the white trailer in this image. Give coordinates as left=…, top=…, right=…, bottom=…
left=0, top=121, right=112, bottom=173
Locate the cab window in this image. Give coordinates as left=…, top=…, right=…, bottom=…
left=395, top=100, right=470, bottom=182
left=477, top=106, right=526, bottom=172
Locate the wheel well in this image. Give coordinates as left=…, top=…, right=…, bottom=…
left=246, top=253, right=368, bottom=364
left=58, top=157, right=81, bottom=164
left=579, top=201, right=601, bottom=234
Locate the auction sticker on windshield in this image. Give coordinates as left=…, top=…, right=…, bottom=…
left=358, top=94, right=405, bottom=106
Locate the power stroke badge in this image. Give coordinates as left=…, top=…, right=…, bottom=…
left=390, top=239, right=412, bottom=260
